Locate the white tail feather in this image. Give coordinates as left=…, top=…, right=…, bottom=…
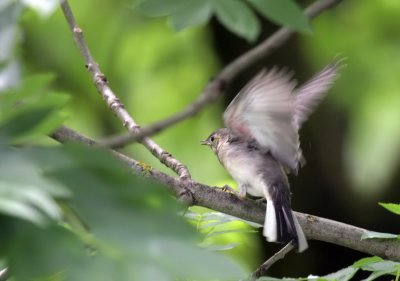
left=292, top=212, right=308, bottom=252
left=264, top=200, right=277, bottom=242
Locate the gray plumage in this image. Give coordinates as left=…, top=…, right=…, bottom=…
left=202, top=60, right=342, bottom=252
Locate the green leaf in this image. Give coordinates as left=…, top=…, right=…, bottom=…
left=353, top=256, right=384, bottom=268
left=0, top=145, right=69, bottom=226
left=0, top=60, right=20, bottom=91
left=30, top=144, right=246, bottom=280
left=258, top=267, right=358, bottom=281
left=0, top=197, right=46, bottom=226
left=170, top=0, right=212, bottom=31
left=7, top=223, right=89, bottom=281
left=0, top=74, right=55, bottom=119
left=205, top=228, right=257, bottom=239
left=200, top=242, right=240, bottom=251
left=317, top=266, right=358, bottom=281
left=137, top=0, right=188, bottom=17
left=379, top=202, right=400, bottom=215
left=0, top=0, right=21, bottom=31
left=361, top=260, right=400, bottom=272
left=361, top=230, right=398, bottom=240
left=189, top=211, right=261, bottom=229
left=0, top=107, right=57, bottom=139
left=199, top=213, right=239, bottom=228
left=211, top=0, right=261, bottom=42
left=363, top=269, right=398, bottom=281
left=352, top=257, right=400, bottom=281
left=0, top=74, right=69, bottom=142
left=257, top=277, right=298, bottom=281
left=136, top=0, right=262, bottom=41
left=248, top=0, right=311, bottom=34
left=6, top=222, right=116, bottom=281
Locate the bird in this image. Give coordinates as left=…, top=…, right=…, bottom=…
left=201, top=60, right=342, bottom=252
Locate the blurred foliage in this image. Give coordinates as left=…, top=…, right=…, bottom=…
left=258, top=256, right=400, bottom=281
left=136, top=0, right=310, bottom=42
left=186, top=207, right=262, bottom=272
left=0, top=0, right=22, bottom=90
left=302, top=1, right=400, bottom=196
left=0, top=2, right=251, bottom=279
left=0, top=94, right=245, bottom=280
left=1, top=0, right=400, bottom=280
left=0, top=74, right=69, bottom=143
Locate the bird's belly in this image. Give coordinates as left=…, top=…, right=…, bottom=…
left=246, top=184, right=265, bottom=197
left=223, top=155, right=265, bottom=198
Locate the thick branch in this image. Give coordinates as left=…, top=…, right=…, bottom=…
left=52, top=126, right=400, bottom=262
left=52, top=126, right=189, bottom=200
left=102, top=0, right=344, bottom=148
left=59, top=0, right=190, bottom=179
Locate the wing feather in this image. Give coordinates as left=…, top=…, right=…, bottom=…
left=223, top=68, right=300, bottom=171
left=293, top=58, right=344, bottom=130
left=223, top=61, right=342, bottom=171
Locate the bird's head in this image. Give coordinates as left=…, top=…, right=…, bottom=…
left=201, top=128, right=231, bottom=154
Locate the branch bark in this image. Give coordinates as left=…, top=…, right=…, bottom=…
left=101, top=0, right=344, bottom=149
left=52, top=126, right=400, bottom=262
left=60, top=0, right=190, bottom=179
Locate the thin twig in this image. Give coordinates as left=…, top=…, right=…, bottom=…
left=59, top=0, right=190, bottom=179
left=251, top=242, right=295, bottom=279
left=52, top=126, right=400, bottom=262
left=101, top=0, right=344, bottom=149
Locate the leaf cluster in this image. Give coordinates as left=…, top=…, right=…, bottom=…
left=0, top=76, right=245, bottom=281
left=136, top=0, right=311, bottom=42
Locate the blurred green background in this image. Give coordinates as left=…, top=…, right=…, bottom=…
left=2, top=0, right=400, bottom=278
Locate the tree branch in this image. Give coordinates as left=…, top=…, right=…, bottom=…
left=52, top=126, right=191, bottom=202
left=251, top=242, right=295, bottom=279
left=59, top=0, right=190, bottom=179
left=101, top=0, right=344, bottom=149
left=52, top=126, right=400, bottom=262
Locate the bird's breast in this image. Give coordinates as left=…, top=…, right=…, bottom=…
left=217, top=144, right=266, bottom=197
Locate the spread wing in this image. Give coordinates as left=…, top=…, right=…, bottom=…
left=293, top=59, right=343, bottom=130
left=223, top=68, right=300, bottom=171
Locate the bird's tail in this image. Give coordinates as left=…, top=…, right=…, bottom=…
left=263, top=199, right=308, bottom=252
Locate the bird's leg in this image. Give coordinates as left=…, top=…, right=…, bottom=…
left=237, top=184, right=248, bottom=199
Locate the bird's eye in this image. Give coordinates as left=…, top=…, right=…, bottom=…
left=210, top=136, right=215, bottom=142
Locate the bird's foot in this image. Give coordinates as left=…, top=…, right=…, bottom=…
left=237, top=188, right=247, bottom=200
left=218, top=185, right=247, bottom=200
left=220, top=184, right=236, bottom=194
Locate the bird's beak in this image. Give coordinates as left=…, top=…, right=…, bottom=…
left=200, top=140, right=211, bottom=146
